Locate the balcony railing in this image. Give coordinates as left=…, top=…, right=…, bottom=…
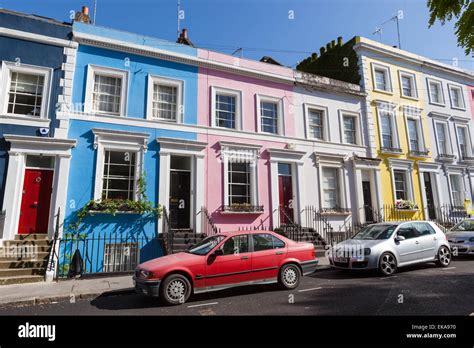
left=409, top=150, right=430, bottom=157
left=221, top=205, right=264, bottom=213
left=437, top=153, right=456, bottom=161
left=460, top=156, right=474, bottom=163
left=319, top=207, right=352, bottom=215
left=381, top=147, right=403, bottom=154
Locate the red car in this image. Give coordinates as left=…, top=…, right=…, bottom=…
left=133, top=230, right=318, bottom=305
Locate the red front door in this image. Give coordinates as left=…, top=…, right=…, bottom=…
left=18, top=169, right=53, bottom=234
left=278, top=174, right=293, bottom=224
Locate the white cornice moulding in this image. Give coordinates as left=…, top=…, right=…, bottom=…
left=0, top=27, right=77, bottom=48
left=73, top=31, right=295, bottom=85
left=354, top=39, right=474, bottom=80
left=157, top=137, right=207, bottom=152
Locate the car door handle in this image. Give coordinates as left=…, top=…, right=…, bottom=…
left=240, top=256, right=249, bottom=260
left=415, top=241, right=420, bottom=244
left=275, top=251, right=284, bottom=255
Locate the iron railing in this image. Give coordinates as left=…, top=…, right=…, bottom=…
left=200, top=206, right=220, bottom=236
left=0, top=210, right=5, bottom=239
left=46, top=208, right=61, bottom=277
left=55, top=230, right=158, bottom=279
left=161, top=206, right=173, bottom=255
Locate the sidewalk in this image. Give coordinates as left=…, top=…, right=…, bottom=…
left=0, top=275, right=134, bottom=308
left=0, top=257, right=331, bottom=308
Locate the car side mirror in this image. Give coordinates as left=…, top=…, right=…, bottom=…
left=395, top=235, right=406, bottom=242
left=214, top=249, right=224, bottom=256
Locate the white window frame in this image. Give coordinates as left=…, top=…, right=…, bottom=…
left=433, top=120, right=453, bottom=156
left=448, top=83, right=466, bottom=110
left=84, top=65, right=128, bottom=117
left=388, top=159, right=415, bottom=203
left=92, top=129, right=148, bottom=202
left=393, top=170, right=409, bottom=201
left=402, top=108, right=426, bottom=153
left=320, top=166, right=344, bottom=209
left=221, top=144, right=260, bottom=207
left=303, top=103, right=329, bottom=141
left=427, top=78, right=445, bottom=106
left=455, top=124, right=472, bottom=159
left=146, top=75, right=183, bottom=123
left=256, top=94, right=284, bottom=136
left=398, top=70, right=418, bottom=99
left=371, top=63, right=393, bottom=93
left=211, top=86, right=242, bottom=130
left=0, top=61, right=53, bottom=120
left=376, top=103, right=400, bottom=151
left=448, top=173, right=465, bottom=207
left=339, top=110, right=362, bottom=145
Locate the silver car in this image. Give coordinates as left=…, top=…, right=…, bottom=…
left=328, top=221, right=452, bottom=276
left=447, top=219, right=474, bottom=256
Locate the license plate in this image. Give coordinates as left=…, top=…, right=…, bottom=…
left=335, top=257, right=348, bottom=263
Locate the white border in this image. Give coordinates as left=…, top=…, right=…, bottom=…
left=146, top=74, right=184, bottom=123
left=211, top=86, right=243, bottom=130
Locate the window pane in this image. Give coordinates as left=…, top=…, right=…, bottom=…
left=430, top=82, right=442, bottom=104
left=170, top=156, right=191, bottom=171
left=343, top=116, right=356, bottom=144
left=26, top=155, right=54, bottom=168
left=308, top=109, right=324, bottom=139
left=252, top=234, right=274, bottom=251
left=8, top=71, right=45, bottom=116
left=380, top=114, right=393, bottom=148
left=272, top=235, right=285, bottom=249
left=375, top=69, right=387, bottom=90
left=102, top=150, right=136, bottom=201
left=92, top=74, right=122, bottom=114
left=401, top=75, right=412, bottom=97
left=457, top=127, right=467, bottom=157
left=221, top=235, right=249, bottom=255
left=436, top=123, right=447, bottom=154
left=278, top=163, right=291, bottom=176
left=153, top=84, right=177, bottom=121
left=394, top=171, right=407, bottom=200
left=215, top=94, right=236, bottom=128
left=260, top=101, right=278, bottom=134
left=407, top=119, right=419, bottom=151
left=322, top=168, right=339, bottom=208
left=450, top=175, right=463, bottom=206
left=228, top=162, right=251, bottom=205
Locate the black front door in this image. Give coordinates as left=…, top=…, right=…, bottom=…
left=362, top=181, right=374, bottom=222
left=169, top=171, right=191, bottom=229
left=424, top=173, right=436, bottom=220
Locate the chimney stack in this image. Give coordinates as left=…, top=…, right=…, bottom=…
left=176, top=28, right=194, bottom=47
left=337, top=36, right=343, bottom=46
left=75, top=6, right=91, bottom=23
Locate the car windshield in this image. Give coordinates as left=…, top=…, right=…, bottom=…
left=352, top=224, right=397, bottom=240
left=451, top=220, right=474, bottom=232
left=187, top=235, right=225, bottom=255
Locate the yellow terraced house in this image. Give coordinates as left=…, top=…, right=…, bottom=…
left=297, top=36, right=474, bottom=222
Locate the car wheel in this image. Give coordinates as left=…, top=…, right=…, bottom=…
left=435, top=246, right=451, bottom=267
left=378, top=252, right=397, bottom=276
left=159, top=274, right=192, bottom=306
left=278, top=264, right=301, bottom=290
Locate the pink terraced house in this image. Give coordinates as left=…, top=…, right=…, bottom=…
left=192, top=48, right=381, bottom=233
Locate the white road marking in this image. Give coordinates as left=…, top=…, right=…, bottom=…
left=298, top=287, right=322, bottom=292
left=187, top=302, right=219, bottom=308
left=378, top=276, right=398, bottom=280
left=442, top=267, right=456, bottom=271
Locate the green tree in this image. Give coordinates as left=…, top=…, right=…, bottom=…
left=427, top=0, right=473, bottom=56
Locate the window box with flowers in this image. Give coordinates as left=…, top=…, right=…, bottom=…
left=395, top=199, right=419, bottom=211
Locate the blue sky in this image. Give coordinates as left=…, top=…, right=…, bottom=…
left=1, top=0, right=472, bottom=70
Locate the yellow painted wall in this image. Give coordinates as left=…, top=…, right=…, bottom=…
left=365, top=57, right=433, bottom=220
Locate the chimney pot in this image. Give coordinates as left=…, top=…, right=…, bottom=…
left=326, top=43, right=331, bottom=51
left=320, top=47, right=326, bottom=55
left=82, top=6, right=89, bottom=15
left=337, top=36, right=343, bottom=46
left=331, top=40, right=336, bottom=48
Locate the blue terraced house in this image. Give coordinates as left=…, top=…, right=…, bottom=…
left=56, top=9, right=206, bottom=275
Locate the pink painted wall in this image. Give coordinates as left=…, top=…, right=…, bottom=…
left=197, top=66, right=295, bottom=135
left=198, top=134, right=287, bottom=231
left=196, top=56, right=296, bottom=231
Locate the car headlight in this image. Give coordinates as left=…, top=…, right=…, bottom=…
left=139, top=270, right=153, bottom=279
left=364, top=248, right=371, bottom=256
left=469, top=237, right=474, bottom=242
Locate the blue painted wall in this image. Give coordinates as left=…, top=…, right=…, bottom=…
left=64, top=23, right=200, bottom=268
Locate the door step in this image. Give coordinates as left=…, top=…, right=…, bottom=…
left=0, top=275, right=44, bottom=286
left=0, top=235, right=52, bottom=285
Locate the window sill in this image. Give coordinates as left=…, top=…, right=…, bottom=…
left=451, top=106, right=466, bottom=111
left=220, top=205, right=264, bottom=214
left=394, top=209, right=419, bottom=213
left=380, top=147, right=403, bottom=155
left=408, top=150, right=430, bottom=158
left=319, top=210, right=352, bottom=216
left=0, top=114, right=50, bottom=126
left=400, top=94, right=419, bottom=101
left=436, top=154, right=456, bottom=162
left=372, top=88, right=394, bottom=96
left=88, top=210, right=143, bottom=215
left=428, top=101, right=446, bottom=107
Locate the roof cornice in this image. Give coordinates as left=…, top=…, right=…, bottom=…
left=354, top=39, right=474, bottom=81
left=0, top=27, right=77, bottom=48
left=73, top=31, right=295, bottom=85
